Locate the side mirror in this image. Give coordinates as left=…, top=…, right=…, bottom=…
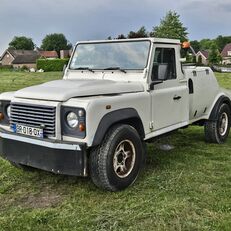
left=149, top=80, right=163, bottom=90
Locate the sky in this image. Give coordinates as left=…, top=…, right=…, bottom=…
left=0, top=0, right=231, bottom=54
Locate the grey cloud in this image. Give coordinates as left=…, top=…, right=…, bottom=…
left=0, top=0, right=231, bottom=54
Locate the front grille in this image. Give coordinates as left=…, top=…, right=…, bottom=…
left=10, top=103, right=56, bottom=137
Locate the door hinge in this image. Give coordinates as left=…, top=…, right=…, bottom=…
left=149, top=121, right=154, bottom=130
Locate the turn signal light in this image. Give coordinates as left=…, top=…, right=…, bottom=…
left=79, top=123, right=86, bottom=132
left=182, top=41, right=191, bottom=49
left=0, top=112, right=4, bottom=121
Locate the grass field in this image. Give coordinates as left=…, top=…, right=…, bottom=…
left=0, top=71, right=231, bottom=231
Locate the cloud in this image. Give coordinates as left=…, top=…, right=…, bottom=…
left=0, top=0, right=231, bottom=54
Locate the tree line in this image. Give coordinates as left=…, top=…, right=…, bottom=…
left=8, top=10, right=230, bottom=64
left=8, top=33, right=72, bottom=56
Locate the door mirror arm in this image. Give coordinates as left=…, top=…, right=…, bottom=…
left=149, top=80, right=163, bottom=90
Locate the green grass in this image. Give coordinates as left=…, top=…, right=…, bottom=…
left=0, top=71, right=231, bottom=230
left=0, top=71, right=62, bottom=93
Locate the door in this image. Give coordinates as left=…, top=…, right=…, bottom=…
left=150, top=46, right=189, bottom=132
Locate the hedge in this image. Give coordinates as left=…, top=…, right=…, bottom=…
left=0, top=65, right=13, bottom=71
left=37, top=59, right=69, bottom=72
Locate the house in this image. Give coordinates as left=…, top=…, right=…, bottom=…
left=60, top=50, right=72, bottom=59
left=0, top=48, right=71, bottom=69
left=196, top=50, right=209, bottom=65
left=0, top=49, right=40, bottom=69
left=221, top=43, right=231, bottom=65
left=38, top=50, right=58, bottom=59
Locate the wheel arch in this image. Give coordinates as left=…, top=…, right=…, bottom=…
left=92, top=108, right=145, bottom=147
left=209, top=95, right=231, bottom=121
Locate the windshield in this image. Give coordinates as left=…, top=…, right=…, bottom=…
left=69, top=41, right=151, bottom=70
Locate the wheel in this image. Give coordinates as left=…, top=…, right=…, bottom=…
left=204, top=103, right=231, bottom=143
left=89, top=124, right=145, bottom=191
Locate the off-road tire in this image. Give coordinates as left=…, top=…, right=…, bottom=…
left=204, top=103, right=231, bottom=143
left=89, top=124, right=145, bottom=191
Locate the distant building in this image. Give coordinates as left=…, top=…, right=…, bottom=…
left=221, top=43, right=231, bottom=65
left=38, top=50, right=58, bottom=59
left=0, top=49, right=40, bottom=69
left=60, top=50, right=72, bottom=59
left=0, top=48, right=71, bottom=69
left=196, top=50, right=209, bottom=65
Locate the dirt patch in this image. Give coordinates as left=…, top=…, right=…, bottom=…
left=19, top=186, right=63, bottom=209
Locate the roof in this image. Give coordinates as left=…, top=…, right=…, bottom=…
left=12, top=54, right=40, bottom=64
left=39, top=50, right=58, bottom=58
left=76, top=37, right=181, bottom=45
left=7, top=49, right=38, bottom=58
left=221, top=43, right=231, bottom=57
left=197, top=50, right=209, bottom=59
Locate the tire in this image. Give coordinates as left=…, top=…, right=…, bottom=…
left=89, top=124, right=145, bottom=191
left=204, top=103, right=231, bottom=143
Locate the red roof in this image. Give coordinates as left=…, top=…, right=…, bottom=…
left=221, top=43, right=231, bottom=57
left=197, top=50, right=209, bottom=59
left=39, top=51, right=58, bottom=58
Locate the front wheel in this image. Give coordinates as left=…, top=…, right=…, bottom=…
left=89, top=124, right=145, bottom=191
left=204, top=103, right=231, bottom=143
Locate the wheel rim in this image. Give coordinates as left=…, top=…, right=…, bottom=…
left=219, top=112, right=229, bottom=136
left=113, top=139, right=136, bottom=178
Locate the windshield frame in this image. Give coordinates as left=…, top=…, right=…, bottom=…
left=68, top=39, right=152, bottom=71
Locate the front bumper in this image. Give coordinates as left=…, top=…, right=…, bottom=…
left=0, top=131, right=88, bottom=176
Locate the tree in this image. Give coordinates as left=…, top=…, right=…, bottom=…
left=9, top=36, right=35, bottom=50
left=208, top=43, right=222, bottom=65
left=150, top=11, right=188, bottom=42
left=116, top=34, right=127, bottom=39
left=200, top=39, right=213, bottom=50
left=215, top=35, right=231, bottom=52
left=127, top=26, right=148, bottom=38
left=190, top=40, right=201, bottom=53
left=41, top=33, right=72, bottom=55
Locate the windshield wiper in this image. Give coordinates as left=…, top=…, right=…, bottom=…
left=72, top=67, right=94, bottom=73
left=104, top=67, right=127, bottom=73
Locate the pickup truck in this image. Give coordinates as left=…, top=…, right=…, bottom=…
left=0, top=38, right=231, bottom=191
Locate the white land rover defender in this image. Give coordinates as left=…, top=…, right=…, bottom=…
left=0, top=38, right=231, bottom=191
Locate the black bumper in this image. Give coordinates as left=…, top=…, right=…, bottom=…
left=0, top=133, right=87, bottom=176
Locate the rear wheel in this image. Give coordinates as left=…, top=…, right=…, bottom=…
left=89, top=124, right=145, bottom=191
left=204, top=103, right=231, bottom=143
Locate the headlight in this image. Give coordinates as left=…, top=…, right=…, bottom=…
left=66, top=112, right=78, bottom=128
left=0, top=100, right=10, bottom=124
left=6, top=105, right=11, bottom=118
left=62, top=107, right=86, bottom=138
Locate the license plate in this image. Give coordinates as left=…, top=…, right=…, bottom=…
left=12, top=124, right=44, bottom=138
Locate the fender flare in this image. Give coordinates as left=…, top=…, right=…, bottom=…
left=92, top=108, right=145, bottom=146
left=209, top=95, right=231, bottom=121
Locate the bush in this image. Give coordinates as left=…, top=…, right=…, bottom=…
left=37, top=59, right=69, bottom=72
left=21, top=65, right=29, bottom=71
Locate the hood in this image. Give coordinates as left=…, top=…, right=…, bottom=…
left=14, top=79, right=144, bottom=101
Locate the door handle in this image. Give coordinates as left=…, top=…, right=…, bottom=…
left=173, top=95, right=182, bottom=100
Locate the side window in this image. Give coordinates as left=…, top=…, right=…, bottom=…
left=151, top=48, right=176, bottom=81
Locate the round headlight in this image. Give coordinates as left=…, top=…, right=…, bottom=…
left=66, top=112, right=78, bottom=128
left=6, top=105, right=11, bottom=118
